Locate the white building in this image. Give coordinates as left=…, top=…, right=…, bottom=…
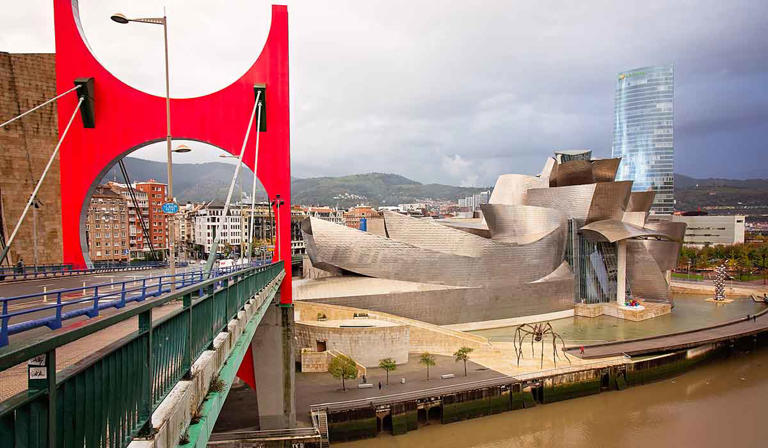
left=306, top=206, right=344, bottom=226
left=672, top=214, right=746, bottom=247
left=193, top=203, right=245, bottom=255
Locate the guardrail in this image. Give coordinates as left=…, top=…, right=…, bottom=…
left=0, top=263, right=262, bottom=347
left=0, top=261, right=186, bottom=282
left=0, top=262, right=284, bottom=447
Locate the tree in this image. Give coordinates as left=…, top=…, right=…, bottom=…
left=329, top=354, right=358, bottom=391
left=419, top=352, right=436, bottom=380
left=453, top=346, right=474, bottom=377
left=378, top=358, right=397, bottom=385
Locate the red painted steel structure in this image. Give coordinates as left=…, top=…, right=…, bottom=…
left=53, top=1, right=292, bottom=306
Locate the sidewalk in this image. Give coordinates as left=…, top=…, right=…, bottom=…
left=0, top=299, right=181, bottom=401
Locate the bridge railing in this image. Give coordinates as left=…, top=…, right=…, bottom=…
left=0, top=263, right=262, bottom=347
left=0, top=262, right=284, bottom=448
left=0, top=261, right=187, bottom=282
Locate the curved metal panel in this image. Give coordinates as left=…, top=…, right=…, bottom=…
left=585, top=181, right=633, bottom=223
left=554, top=160, right=595, bottom=186
left=524, top=183, right=597, bottom=220
left=591, top=158, right=621, bottom=182
left=580, top=219, right=670, bottom=243
left=437, top=219, right=491, bottom=238
left=645, top=220, right=687, bottom=242
left=481, top=204, right=565, bottom=245
left=383, top=211, right=494, bottom=257
left=626, top=191, right=656, bottom=213
left=302, top=216, right=566, bottom=288
left=627, top=240, right=670, bottom=301
left=641, top=240, right=681, bottom=271
left=489, top=174, right=547, bottom=205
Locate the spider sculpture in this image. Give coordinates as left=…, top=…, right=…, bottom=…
left=513, top=322, right=570, bottom=369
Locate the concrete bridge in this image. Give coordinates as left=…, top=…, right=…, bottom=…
left=567, top=306, right=768, bottom=359
left=0, top=263, right=294, bottom=447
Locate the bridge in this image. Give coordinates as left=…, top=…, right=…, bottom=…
left=0, top=263, right=290, bottom=447
left=566, top=307, right=768, bottom=359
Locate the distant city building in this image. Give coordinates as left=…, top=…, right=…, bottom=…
left=343, top=206, right=380, bottom=229
left=458, top=191, right=490, bottom=211
left=306, top=207, right=344, bottom=226
left=672, top=214, right=746, bottom=247
left=612, top=65, right=675, bottom=215
left=106, top=181, right=150, bottom=259
left=85, top=186, right=129, bottom=262
left=135, top=180, right=169, bottom=251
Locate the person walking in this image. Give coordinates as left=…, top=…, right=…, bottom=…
left=378, top=381, right=382, bottom=390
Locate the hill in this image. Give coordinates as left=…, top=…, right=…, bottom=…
left=674, top=174, right=768, bottom=212
left=101, top=158, right=488, bottom=206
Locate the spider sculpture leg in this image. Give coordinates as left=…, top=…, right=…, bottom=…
left=540, top=332, right=545, bottom=369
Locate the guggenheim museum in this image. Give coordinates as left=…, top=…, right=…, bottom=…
left=299, top=150, right=686, bottom=326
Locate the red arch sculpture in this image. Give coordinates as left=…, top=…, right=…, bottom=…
left=54, top=0, right=292, bottom=304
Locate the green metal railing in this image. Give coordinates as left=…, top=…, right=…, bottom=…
left=0, top=262, right=283, bottom=448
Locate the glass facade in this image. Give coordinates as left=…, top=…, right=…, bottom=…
left=612, top=65, right=675, bottom=214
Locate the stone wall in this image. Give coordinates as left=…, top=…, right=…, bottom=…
left=295, top=321, right=409, bottom=367
left=0, top=53, right=62, bottom=265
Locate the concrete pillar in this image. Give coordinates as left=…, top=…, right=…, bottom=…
left=616, top=240, right=627, bottom=306
left=251, top=298, right=296, bottom=429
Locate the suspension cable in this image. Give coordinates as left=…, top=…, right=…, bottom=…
left=0, top=97, right=84, bottom=266
left=118, top=160, right=157, bottom=260
left=204, top=92, right=261, bottom=277
left=246, top=97, right=264, bottom=263
left=0, top=85, right=81, bottom=129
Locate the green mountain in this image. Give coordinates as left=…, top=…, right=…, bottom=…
left=674, top=174, right=768, bottom=212
left=102, top=158, right=488, bottom=206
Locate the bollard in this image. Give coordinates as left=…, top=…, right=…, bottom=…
left=82, top=281, right=87, bottom=297
left=43, top=286, right=48, bottom=303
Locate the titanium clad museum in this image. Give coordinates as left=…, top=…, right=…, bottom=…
left=300, top=150, right=686, bottom=325
left=612, top=65, right=675, bottom=215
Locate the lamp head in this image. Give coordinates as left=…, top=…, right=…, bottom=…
left=173, top=144, right=192, bottom=153
left=110, top=13, right=130, bottom=24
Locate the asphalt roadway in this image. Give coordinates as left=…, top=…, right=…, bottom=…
left=0, top=266, right=203, bottom=345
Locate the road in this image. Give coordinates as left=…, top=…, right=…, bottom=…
left=1, top=266, right=205, bottom=346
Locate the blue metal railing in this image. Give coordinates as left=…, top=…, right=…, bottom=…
left=0, top=262, right=264, bottom=346
left=0, top=261, right=188, bottom=282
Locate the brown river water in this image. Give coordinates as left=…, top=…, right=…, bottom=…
left=339, top=347, right=768, bottom=448
left=339, top=296, right=768, bottom=448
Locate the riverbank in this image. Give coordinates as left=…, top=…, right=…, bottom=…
left=317, top=334, right=767, bottom=444
left=337, top=344, right=768, bottom=448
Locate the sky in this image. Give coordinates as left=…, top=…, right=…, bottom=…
left=2, top=0, right=767, bottom=186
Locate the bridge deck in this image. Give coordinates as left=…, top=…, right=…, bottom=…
left=0, top=298, right=181, bottom=400
left=567, top=308, right=768, bottom=359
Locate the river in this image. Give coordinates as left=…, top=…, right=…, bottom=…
left=338, top=312, right=768, bottom=447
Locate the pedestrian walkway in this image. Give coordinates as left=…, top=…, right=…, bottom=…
left=0, top=298, right=181, bottom=400
left=566, top=308, right=768, bottom=359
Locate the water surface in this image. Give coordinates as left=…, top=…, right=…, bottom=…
left=473, top=295, right=766, bottom=344
left=338, top=347, right=768, bottom=448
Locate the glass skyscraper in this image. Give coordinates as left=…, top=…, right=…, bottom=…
left=612, top=65, right=674, bottom=214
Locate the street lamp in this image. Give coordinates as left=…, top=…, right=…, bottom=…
left=174, top=144, right=191, bottom=153
left=111, top=10, right=178, bottom=289
left=270, top=195, right=284, bottom=261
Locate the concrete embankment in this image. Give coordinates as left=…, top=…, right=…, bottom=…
left=671, top=280, right=768, bottom=297
left=315, top=333, right=768, bottom=444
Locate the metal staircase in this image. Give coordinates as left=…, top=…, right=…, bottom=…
left=311, top=408, right=330, bottom=447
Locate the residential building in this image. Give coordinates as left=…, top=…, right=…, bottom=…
left=106, top=181, right=150, bottom=259
left=612, top=65, right=675, bottom=214
left=672, top=214, right=746, bottom=247
left=85, top=186, right=129, bottom=262
left=307, top=206, right=344, bottom=226
left=135, top=180, right=169, bottom=251
left=343, top=206, right=380, bottom=230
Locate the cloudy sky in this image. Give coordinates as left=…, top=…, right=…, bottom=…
left=2, top=0, right=766, bottom=186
